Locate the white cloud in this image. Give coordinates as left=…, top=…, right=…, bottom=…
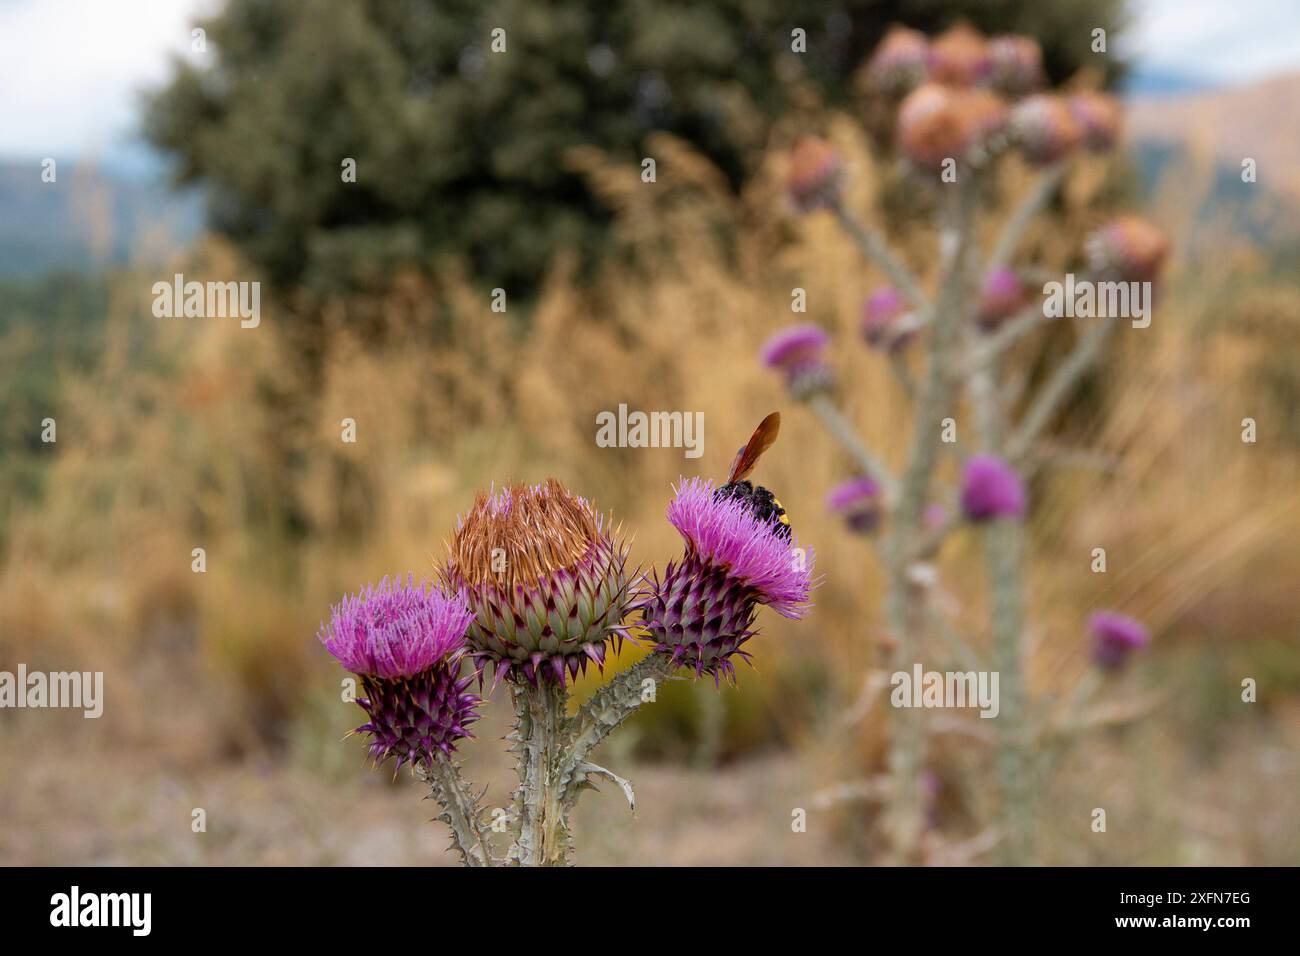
left=0, top=0, right=216, bottom=156
left=1128, top=0, right=1300, bottom=82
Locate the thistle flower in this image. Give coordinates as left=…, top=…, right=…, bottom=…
left=318, top=576, right=480, bottom=771
left=1086, top=215, right=1170, bottom=282
left=986, top=35, right=1044, bottom=96
left=1089, top=610, right=1150, bottom=671
left=897, top=83, right=1008, bottom=170
left=960, top=455, right=1026, bottom=521
left=635, top=477, right=815, bottom=683
left=785, top=136, right=844, bottom=213
left=926, top=22, right=990, bottom=86
left=827, top=477, right=881, bottom=534
left=760, top=324, right=834, bottom=400
left=977, top=267, right=1028, bottom=331
left=1010, top=94, right=1083, bottom=165
left=442, top=480, right=633, bottom=686
left=1069, top=91, right=1122, bottom=151
left=864, top=25, right=929, bottom=94
left=861, top=285, right=915, bottom=352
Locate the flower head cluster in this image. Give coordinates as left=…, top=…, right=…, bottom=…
left=760, top=324, right=834, bottom=400
left=1089, top=611, right=1150, bottom=671
left=866, top=25, right=1120, bottom=171
left=319, top=576, right=480, bottom=771
left=635, top=478, right=815, bottom=683
left=442, top=480, right=633, bottom=686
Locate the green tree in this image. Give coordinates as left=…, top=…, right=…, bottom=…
left=145, top=0, right=1127, bottom=296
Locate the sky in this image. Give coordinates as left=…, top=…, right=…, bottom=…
left=0, top=0, right=1298, bottom=159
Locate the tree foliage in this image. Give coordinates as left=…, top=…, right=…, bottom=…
left=145, top=0, right=1127, bottom=294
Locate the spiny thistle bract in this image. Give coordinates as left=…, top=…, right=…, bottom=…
left=442, top=479, right=633, bottom=686
left=1086, top=215, right=1171, bottom=282
left=862, top=285, right=916, bottom=353
left=977, top=267, right=1028, bottom=331
left=318, top=576, right=481, bottom=772
left=785, top=136, right=844, bottom=213
left=634, top=477, right=814, bottom=683
left=1010, top=93, right=1084, bottom=166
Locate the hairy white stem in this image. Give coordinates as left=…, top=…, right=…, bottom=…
left=830, top=200, right=930, bottom=310
left=1008, top=318, right=1116, bottom=463
left=987, top=162, right=1066, bottom=272
left=881, top=182, right=976, bottom=862
left=809, top=394, right=900, bottom=503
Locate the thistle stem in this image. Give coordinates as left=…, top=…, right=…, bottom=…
left=881, top=181, right=976, bottom=862
left=510, top=680, right=573, bottom=866
left=830, top=200, right=929, bottom=310
left=809, top=394, right=899, bottom=503
left=424, top=754, right=492, bottom=867
left=985, top=518, right=1034, bottom=865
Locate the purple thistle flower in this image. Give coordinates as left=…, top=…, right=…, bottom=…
left=318, top=577, right=480, bottom=771
left=960, top=455, right=1026, bottom=521
left=826, top=476, right=882, bottom=534
left=760, top=324, right=834, bottom=400
left=636, top=477, right=815, bottom=683
left=861, top=286, right=915, bottom=352
left=1089, top=611, right=1150, bottom=671
left=319, top=575, right=473, bottom=679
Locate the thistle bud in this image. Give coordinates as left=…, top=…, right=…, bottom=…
left=1089, top=611, right=1150, bottom=671
left=960, top=455, right=1026, bottom=521
left=786, top=136, right=844, bottom=213
left=861, top=285, right=916, bottom=352
left=926, top=22, right=991, bottom=86
left=865, top=25, right=929, bottom=95
left=977, top=267, right=1028, bottom=331
left=987, top=35, right=1044, bottom=96
left=827, top=477, right=882, bottom=534
left=1086, top=216, right=1170, bottom=282
left=760, top=324, right=835, bottom=400
left=1011, top=94, right=1083, bottom=165
left=442, top=480, right=633, bottom=686
left=1069, top=91, right=1123, bottom=151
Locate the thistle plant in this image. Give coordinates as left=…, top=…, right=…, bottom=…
left=777, top=23, right=1167, bottom=864
left=319, top=479, right=813, bottom=866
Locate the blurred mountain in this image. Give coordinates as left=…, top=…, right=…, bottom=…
left=0, top=157, right=202, bottom=278
left=1126, top=71, right=1300, bottom=253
